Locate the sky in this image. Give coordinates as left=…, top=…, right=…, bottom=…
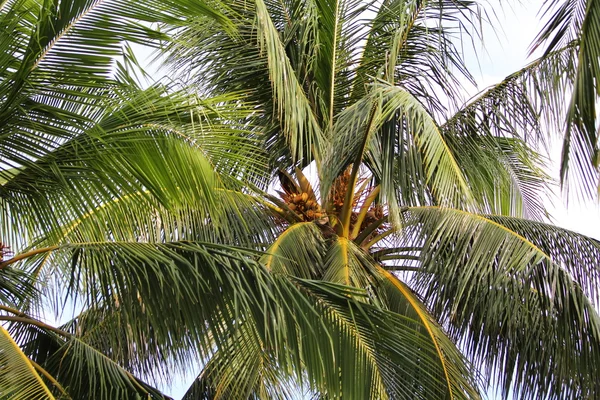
left=143, top=1, right=599, bottom=398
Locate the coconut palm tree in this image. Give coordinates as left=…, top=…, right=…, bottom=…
left=0, top=1, right=497, bottom=398
left=162, top=0, right=600, bottom=398
left=1, top=1, right=600, bottom=400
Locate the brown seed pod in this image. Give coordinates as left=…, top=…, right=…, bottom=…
left=288, top=203, right=297, bottom=211
left=301, top=192, right=309, bottom=202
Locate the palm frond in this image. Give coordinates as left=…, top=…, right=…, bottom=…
left=354, top=0, right=480, bottom=115
left=323, top=81, right=475, bottom=228
left=399, top=206, right=600, bottom=399
left=164, top=0, right=325, bottom=167
left=1, top=86, right=269, bottom=252
left=0, top=326, right=55, bottom=400
left=261, top=222, right=326, bottom=278
left=182, top=318, right=299, bottom=400
left=454, top=8, right=600, bottom=197
left=11, top=236, right=489, bottom=399
left=442, top=134, right=550, bottom=220
left=375, top=267, right=481, bottom=400
left=532, top=1, right=600, bottom=190
left=254, top=0, right=325, bottom=163
left=0, top=0, right=178, bottom=156
left=322, top=237, right=375, bottom=288
left=7, top=317, right=170, bottom=400
left=312, top=0, right=369, bottom=124
left=293, top=277, right=479, bottom=399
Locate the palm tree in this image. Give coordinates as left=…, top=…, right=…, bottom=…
left=163, top=0, right=600, bottom=398
left=1, top=1, right=600, bottom=400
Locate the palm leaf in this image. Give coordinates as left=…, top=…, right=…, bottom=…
left=323, top=81, right=475, bottom=227
left=398, top=206, right=600, bottom=399
left=0, top=326, right=55, bottom=400
left=7, top=317, right=170, bottom=400
left=254, top=0, right=325, bottom=163
left=441, top=133, right=550, bottom=220
left=181, top=318, right=299, bottom=400
left=1, top=86, right=269, bottom=251
left=312, top=0, right=368, bottom=124
left=354, top=0, right=480, bottom=114
left=261, top=222, right=326, bottom=278
left=375, top=267, right=481, bottom=400
left=532, top=0, right=600, bottom=196
left=10, top=235, right=488, bottom=399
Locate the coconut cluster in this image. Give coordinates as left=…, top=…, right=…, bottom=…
left=328, top=169, right=386, bottom=236
left=284, top=191, right=324, bottom=221
left=328, top=167, right=351, bottom=215
left=276, top=168, right=388, bottom=242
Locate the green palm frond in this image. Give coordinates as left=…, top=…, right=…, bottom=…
left=165, top=0, right=324, bottom=166
left=45, top=336, right=169, bottom=399
left=0, top=326, right=56, bottom=400
left=486, top=214, right=600, bottom=302
left=8, top=238, right=482, bottom=399
left=323, top=81, right=474, bottom=224
left=442, top=134, right=550, bottom=220
left=8, top=241, right=270, bottom=391
left=254, top=0, right=325, bottom=163
left=182, top=318, right=299, bottom=400
left=354, top=0, right=479, bottom=114
left=453, top=2, right=600, bottom=198
left=1, top=86, right=269, bottom=250
left=398, top=206, right=600, bottom=399
left=294, top=277, right=479, bottom=399
left=322, top=237, right=375, bottom=287
left=0, top=266, right=33, bottom=307
left=375, top=267, right=481, bottom=400
left=6, top=316, right=170, bottom=400
left=3, top=1, right=599, bottom=398
left=312, top=0, right=369, bottom=123
left=0, top=0, right=174, bottom=152
left=532, top=0, right=600, bottom=196
left=261, top=222, right=326, bottom=278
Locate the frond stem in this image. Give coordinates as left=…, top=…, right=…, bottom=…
left=0, top=246, right=58, bottom=269
left=362, top=229, right=393, bottom=249
left=351, top=185, right=380, bottom=239
left=376, top=266, right=455, bottom=399
left=0, top=316, right=72, bottom=338
left=355, top=216, right=387, bottom=247
left=339, top=104, right=378, bottom=237
left=30, top=359, right=70, bottom=397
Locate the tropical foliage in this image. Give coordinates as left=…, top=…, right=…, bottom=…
left=0, top=0, right=599, bottom=399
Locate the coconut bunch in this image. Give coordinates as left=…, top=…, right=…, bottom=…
left=327, top=168, right=387, bottom=238
left=276, top=168, right=389, bottom=245
left=328, top=167, right=352, bottom=215
left=277, top=169, right=324, bottom=222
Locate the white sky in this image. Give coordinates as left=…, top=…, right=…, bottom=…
left=145, top=1, right=599, bottom=398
